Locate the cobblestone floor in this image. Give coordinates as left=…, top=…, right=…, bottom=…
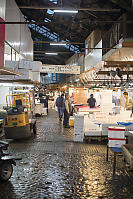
left=0, top=110, right=133, bottom=199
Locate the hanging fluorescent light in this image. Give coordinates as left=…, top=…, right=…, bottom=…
left=54, top=10, right=78, bottom=13
left=50, top=43, right=66, bottom=46
left=45, top=53, right=58, bottom=55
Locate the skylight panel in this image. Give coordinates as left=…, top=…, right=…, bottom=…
left=44, top=18, right=51, bottom=22
left=47, top=9, right=54, bottom=15
left=49, top=0, right=58, bottom=4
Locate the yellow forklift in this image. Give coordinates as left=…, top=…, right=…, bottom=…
left=4, top=93, right=36, bottom=139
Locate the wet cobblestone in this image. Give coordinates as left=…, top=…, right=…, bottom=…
left=0, top=110, right=133, bottom=198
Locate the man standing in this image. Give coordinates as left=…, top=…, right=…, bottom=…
left=63, top=93, right=72, bottom=128
left=123, top=92, right=133, bottom=117
left=56, top=94, right=65, bottom=121
left=87, top=94, right=96, bottom=108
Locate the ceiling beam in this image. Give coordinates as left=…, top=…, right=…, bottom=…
left=19, top=6, right=121, bottom=12
left=83, top=47, right=118, bottom=50
left=105, top=61, right=133, bottom=65
left=104, top=65, right=133, bottom=68
left=97, top=71, right=133, bottom=75
left=1, top=20, right=133, bottom=25
left=34, top=51, right=75, bottom=54
left=33, top=41, right=84, bottom=44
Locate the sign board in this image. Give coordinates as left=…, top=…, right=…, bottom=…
left=41, top=65, right=80, bottom=74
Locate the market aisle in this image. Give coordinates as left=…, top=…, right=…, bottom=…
left=0, top=110, right=133, bottom=199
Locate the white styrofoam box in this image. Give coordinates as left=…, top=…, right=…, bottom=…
left=32, top=61, right=42, bottom=72
left=48, top=101, right=55, bottom=109
left=5, top=61, right=19, bottom=70
left=19, top=60, right=32, bottom=70
left=108, top=126, right=126, bottom=148
left=112, top=106, right=120, bottom=114
left=29, top=70, right=33, bottom=80
left=69, top=116, right=74, bottom=121
left=94, top=112, right=107, bottom=123
left=84, top=121, right=101, bottom=132
left=108, top=126, right=125, bottom=138
left=89, top=113, right=95, bottom=122
left=84, top=114, right=89, bottom=126
left=102, top=123, right=133, bottom=136
left=42, top=108, right=47, bottom=115
left=78, top=111, right=90, bottom=115
left=32, top=71, right=40, bottom=82
left=108, top=139, right=126, bottom=147
left=121, top=124, right=133, bottom=136
left=74, top=115, right=84, bottom=136
left=85, top=130, right=102, bottom=136
left=15, top=69, right=32, bottom=80
left=34, top=103, right=43, bottom=115
left=74, top=134, right=84, bottom=142
left=102, top=123, right=117, bottom=136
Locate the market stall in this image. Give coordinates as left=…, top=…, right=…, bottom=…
left=73, top=88, right=133, bottom=142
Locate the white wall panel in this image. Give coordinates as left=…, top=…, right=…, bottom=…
left=0, top=0, right=6, bottom=20
left=20, top=15, right=33, bottom=61
left=85, top=40, right=102, bottom=71
left=5, top=0, right=20, bottom=52
left=5, top=0, right=33, bottom=61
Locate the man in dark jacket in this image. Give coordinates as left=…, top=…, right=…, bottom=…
left=63, top=93, right=72, bottom=128
left=56, top=94, right=65, bottom=121
left=87, top=94, right=96, bottom=108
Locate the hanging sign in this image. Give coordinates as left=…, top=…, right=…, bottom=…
left=41, top=65, right=80, bottom=74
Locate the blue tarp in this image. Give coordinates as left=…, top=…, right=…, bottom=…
left=117, top=122, right=133, bottom=126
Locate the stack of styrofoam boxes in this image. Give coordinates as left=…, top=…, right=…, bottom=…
left=34, top=103, right=43, bottom=115
left=32, top=61, right=42, bottom=82
left=15, top=69, right=32, bottom=80
left=84, top=114, right=102, bottom=136
left=5, top=60, right=33, bottom=80
left=108, top=126, right=126, bottom=147
left=94, top=112, right=107, bottom=124
left=74, top=115, right=84, bottom=142
left=4, top=61, right=19, bottom=80
left=5, top=60, right=19, bottom=71
left=17, top=60, right=33, bottom=80
left=101, top=90, right=114, bottom=120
